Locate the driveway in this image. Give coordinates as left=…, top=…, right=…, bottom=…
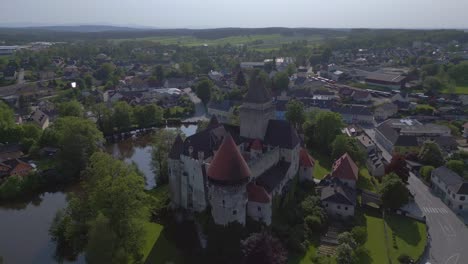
left=408, top=173, right=468, bottom=264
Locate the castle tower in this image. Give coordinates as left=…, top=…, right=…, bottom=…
left=240, top=72, right=275, bottom=140
left=207, top=134, right=250, bottom=226
left=168, top=134, right=184, bottom=208
left=299, top=148, right=315, bottom=181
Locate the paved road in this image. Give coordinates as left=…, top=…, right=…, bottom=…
left=408, top=173, right=468, bottom=264
left=182, top=88, right=208, bottom=122
left=16, top=69, right=25, bottom=84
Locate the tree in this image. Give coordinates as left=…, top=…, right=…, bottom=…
left=418, top=141, right=444, bottom=167
left=422, top=76, right=443, bottom=93
left=51, top=153, right=149, bottom=263
left=180, top=62, right=194, bottom=78
left=153, top=65, right=165, bottom=82
left=196, top=78, right=213, bottom=104
left=241, top=231, right=287, bottom=264
left=84, top=74, right=93, bottom=88
left=113, top=101, right=133, bottom=131
left=53, top=117, right=103, bottom=177
left=337, top=232, right=357, bottom=248
left=58, top=100, right=84, bottom=118
left=385, top=154, right=410, bottom=182
left=331, top=135, right=365, bottom=164
left=95, top=63, right=115, bottom=81
left=285, top=100, right=305, bottom=129
left=133, top=104, right=163, bottom=128
left=152, top=129, right=178, bottom=184
left=446, top=160, right=464, bottom=175
left=286, top=64, right=297, bottom=76
left=419, top=166, right=435, bottom=182
left=304, top=111, right=344, bottom=153
left=92, top=103, right=114, bottom=135
left=380, top=173, right=410, bottom=209
left=351, top=226, right=367, bottom=246
left=273, top=71, right=290, bottom=91
left=235, top=71, right=247, bottom=87
left=336, top=243, right=353, bottom=264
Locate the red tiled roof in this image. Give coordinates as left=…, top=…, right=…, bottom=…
left=207, top=134, right=251, bottom=183
left=331, top=153, right=358, bottom=181
left=247, top=182, right=271, bottom=203
left=299, top=148, right=315, bottom=167
left=251, top=139, right=263, bottom=151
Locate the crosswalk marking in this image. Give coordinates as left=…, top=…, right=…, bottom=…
left=422, top=207, right=449, bottom=214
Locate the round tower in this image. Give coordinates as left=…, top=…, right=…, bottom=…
left=207, top=134, right=250, bottom=226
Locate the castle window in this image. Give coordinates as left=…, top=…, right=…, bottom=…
left=257, top=207, right=261, bottom=212
left=337, top=205, right=341, bottom=209
left=233, top=210, right=237, bottom=215
left=460, top=196, right=466, bottom=201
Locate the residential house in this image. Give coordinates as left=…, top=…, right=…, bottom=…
left=431, top=166, right=468, bottom=212
left=240, top=62, right=265, bottom=70
left=352, top=90, right=372, bottom=103
left=30, top=109, right=50, bottom=130
left=274, top=100, right=288, bottom=120
left=333, top=105, right=374, bottom=124
left=320, top=153, right=359, bottom=218
left=374, top=102, right=398, bottom=121
left=463, top=123, right=468, bottom=138
left=163, top=78, right=191, bottom=89
left=0, top=158, right=34, bottom=180
left=207, top=100, right=235, bottom=124
left=3, top=66, right=17, bottom=81
left=367, top=150, right=386, bottom=177
left=0, top=144, right=23, bottom=162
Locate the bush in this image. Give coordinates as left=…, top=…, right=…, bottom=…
left=419, top=166, right=435, bottom=182
left=351, top=226, right=367, bottom=246
left=398, top=253, right=413, bottom=264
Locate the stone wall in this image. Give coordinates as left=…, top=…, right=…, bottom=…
left=209, top=183, right=248, bottom=226
left=247, top=201, right=272, bottom=225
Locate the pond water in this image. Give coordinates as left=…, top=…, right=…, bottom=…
left=0, top=124, right=197, bottom=264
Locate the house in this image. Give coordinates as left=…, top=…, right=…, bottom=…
left=3, top=66, right=17, bottom=81
left=274, top=100, right=288, bottom=120
left=463, top=123, right=468, bottom=138
left=240, top=62, right=265, bottom=70
left=356, top=134, right=377, bottom=153
left=163, top=78, right=191, bottom=89
left=168, top=81, right=307, bottom=226
left=0, top=158, right=34, bottom=179
left=0, top=144, right=24, bottom=162
left=365, top=72, right=406, bottom=90
left=320, top=153, right=359, bottom=218
left=30, top=109, right=50, bottom=130
left=375, top=119, right=451, bottom=154
left=431, top=166, right=468, bottom=212
left=332, top=105, right=374, bottom=124
left=374, top=102, right=398, bottom=121
left=352, top=90, right=372, bottom=103
left=367, top=150, right=385, bottom=177
left=207, top=100, right=235, bottom=124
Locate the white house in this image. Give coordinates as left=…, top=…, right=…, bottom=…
left=30, top=109, right=49, bottom=130
left=431, top=166, right=468, bottom=212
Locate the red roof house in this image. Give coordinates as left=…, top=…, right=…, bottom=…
left=247, top=182, right=271, bottom=203
left=330, top=153, right=358, bottom=181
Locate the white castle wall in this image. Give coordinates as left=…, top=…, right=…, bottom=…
left=180, top=155, right=207, bottom=212
left=209, top=184, right=248, bottom=226
left=249, top=147, right=280, bottom=178
left=247, top=201, right=272, bottom=225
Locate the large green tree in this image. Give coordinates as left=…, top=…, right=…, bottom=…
left=380, top=173, right=410, bottom=210
left=58, top=100, right=84, bottom=118
left=152, top=129, right=178, bottom=184
left=53, top=117, right=103, bottom=177
left=195, top=78, right=213, bottom=104
left=133, top=104, right=163, bottom=128
left=285, top=100, right=305, bottom=129
left=113, top=101, right=133, bottom=131
left=418, top=141, right=444, bottom=167
left=331, top=135, right=365, bottom=164
left=304, top=111, right=344, bottom=153
left=273, top=71, right=290, bottom=91
left=51, top=152, right=149, bottom=263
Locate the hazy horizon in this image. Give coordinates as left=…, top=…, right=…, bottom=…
left=2, top=0, right=468, bottom=29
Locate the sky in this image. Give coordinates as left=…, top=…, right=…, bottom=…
left=2, top=0, right=468, bottom=29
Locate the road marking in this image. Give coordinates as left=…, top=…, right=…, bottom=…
left=438, top=220, right=456, bottom=237
left=445, top=253, right=460, bottom=264
left=422, top=207, right=449, bottom=214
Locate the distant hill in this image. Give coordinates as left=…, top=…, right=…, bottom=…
left=29, top=25, right=148, bottom=32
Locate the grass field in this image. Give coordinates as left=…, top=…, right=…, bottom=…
left=310, top=150, right=332, bottom=180
left=112, top=34, right=324, bottom=50
left=386, top=214, right=427, bottom=263
left=357, top=168, right=378, bottom=192
left=142, top=222, right=185, bottom=264
left=362, top=211, right=389, bottom=264
left=441, top=85, right=468, bottom=94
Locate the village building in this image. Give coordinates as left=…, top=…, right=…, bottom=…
left=332, top=105, right=374, bottom=125
left=374, top=102, right=398, bottom=121
left=431, top=167, right=468, bottom=212
left=0, top=158, right=34, bottom=180
left=365, top=72, right=406, bottom=90
left=30, top=109, right=50, bottom=130
left=168, top=82, right=314, bottom=226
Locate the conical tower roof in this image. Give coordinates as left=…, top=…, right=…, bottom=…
left=207, top=134, right=251, bottom=184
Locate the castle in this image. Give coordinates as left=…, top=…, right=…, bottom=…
left=168, top=80, right=315, bottom=226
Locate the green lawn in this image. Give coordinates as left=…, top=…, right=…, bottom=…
left=313, top=160, right=330, bottom=179
left=362, top=211, right=389, bottom=264
left=142, top=222, right=185, bottom=264
left=441, top=85, right=468, bottom=94
left=141, top=222, right=164, bottom=261
left=357, top=168, right=378, bottom=192
left=386, top=214, right=427, bottom=263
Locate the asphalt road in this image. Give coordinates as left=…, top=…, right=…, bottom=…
left=182, top=88, right=208, bottom=122
left=408, top=173, right=468, bottom=264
